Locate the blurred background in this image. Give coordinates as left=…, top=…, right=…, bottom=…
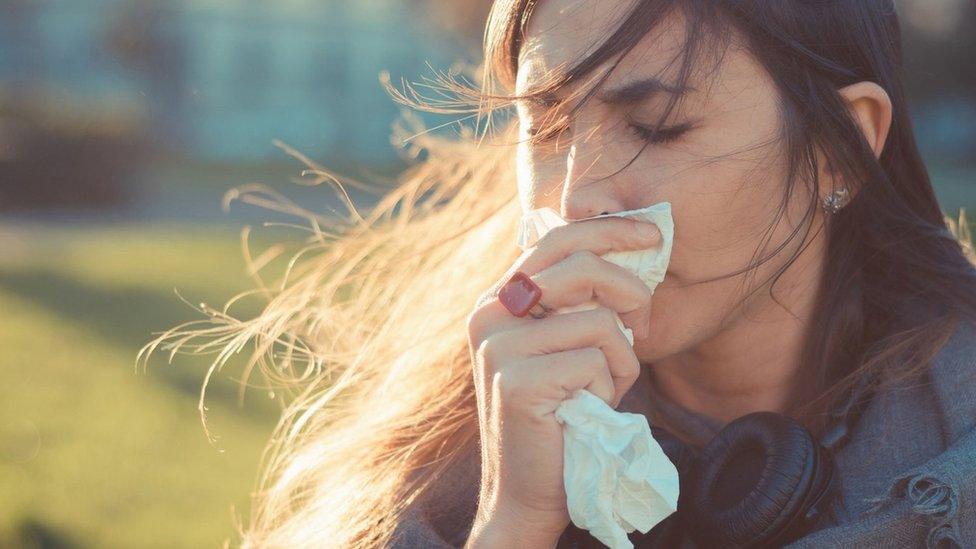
left=0, top=1, right=972, bottom=547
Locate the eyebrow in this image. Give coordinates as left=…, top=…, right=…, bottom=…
left=597, top=77, right=692, bottom=105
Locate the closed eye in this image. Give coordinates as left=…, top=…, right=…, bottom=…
left=628, top=120, right=697, bottom=145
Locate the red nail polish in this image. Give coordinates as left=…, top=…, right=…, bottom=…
left=498, top=271, right=542, bottom=317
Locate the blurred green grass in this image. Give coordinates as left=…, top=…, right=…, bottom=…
left=0, top=223, right=281, bottom=548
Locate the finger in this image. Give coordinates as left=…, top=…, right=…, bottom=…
left=515, top=347, right=618, bottom=411
left=515, top=216, right=661, bottom=280
left=531, top=249, right=653, bottom=339
left=488, top=306, right=640, bottom=405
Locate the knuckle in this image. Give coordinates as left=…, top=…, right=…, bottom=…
left=475, top=335, right=502, bottom=369
left=466, top=303, right=491, bottom=343
left=472, top=341, right=487, bottom=374
left=494, top=368, right=526, bottom=402
left=622, top=359, right=640, bottom=382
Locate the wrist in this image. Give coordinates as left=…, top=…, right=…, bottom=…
left=466, top=499, right=567, bottom=549
left=466, top=519, right=563, bottom=549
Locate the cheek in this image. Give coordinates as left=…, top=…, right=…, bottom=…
left=662, top=123, right=788, bottom=280
left=662, top=169, right=777, bottom=285
left=634, top=162, right=808, bottom=361
left=666, top=88, right=787, bottom=272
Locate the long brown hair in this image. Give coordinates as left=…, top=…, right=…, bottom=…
left=140, top=1, right=976, bottom=546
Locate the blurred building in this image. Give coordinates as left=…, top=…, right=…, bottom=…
left=0, top=0, right=465, bottom=165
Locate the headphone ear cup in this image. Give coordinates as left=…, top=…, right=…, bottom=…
left=679, top=411, right=834, bottom=548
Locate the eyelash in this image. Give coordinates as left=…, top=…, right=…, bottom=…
left=527, top=120, right=694, bottom=145
left=628, top=121, right=695, bottom=144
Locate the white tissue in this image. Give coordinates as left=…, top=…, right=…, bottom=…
left=555, top=390, right=680, bottom=549
left=516, top=202, right=679, bottom=549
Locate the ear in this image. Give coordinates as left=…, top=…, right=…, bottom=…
left=837, top=81, right=892, bottom=158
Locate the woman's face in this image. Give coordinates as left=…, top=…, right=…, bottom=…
left=516, top=0, right=827, bottom=363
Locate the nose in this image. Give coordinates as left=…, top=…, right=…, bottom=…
left=560, top=141, right=623, bottom=221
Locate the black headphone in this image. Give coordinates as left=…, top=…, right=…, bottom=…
left=556, top=401, right=869, bottom=548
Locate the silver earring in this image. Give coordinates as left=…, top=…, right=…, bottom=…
left=821, top=187, right=850, bottom=215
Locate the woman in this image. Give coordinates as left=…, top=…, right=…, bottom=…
left=141, top=0, right=976, bottom=547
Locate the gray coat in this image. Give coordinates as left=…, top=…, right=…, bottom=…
left=390, top=318, right=976, bottom=548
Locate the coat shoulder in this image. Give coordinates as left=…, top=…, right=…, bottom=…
left=799, top=316, right=976, bottom=548
left=927, top=316, right=976, bottom=443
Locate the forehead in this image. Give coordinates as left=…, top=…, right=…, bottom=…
left=516, top=0, right=688, bottom=95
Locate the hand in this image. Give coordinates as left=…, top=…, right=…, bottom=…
left=465, top=215, right=662, bottom=543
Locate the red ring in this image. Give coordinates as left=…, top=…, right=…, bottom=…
left=497, top=271, right=543, bottom=317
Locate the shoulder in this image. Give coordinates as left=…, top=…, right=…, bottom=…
left=843, top=315, right=976, bottom=468
left=848, top=314, right=976, bottom=454
left=926, top=316, right=976, bottom=443
left=793, top=317, right=976, bottom=548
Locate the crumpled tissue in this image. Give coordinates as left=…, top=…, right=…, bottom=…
left=515, top=202, right=679, bottom=549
